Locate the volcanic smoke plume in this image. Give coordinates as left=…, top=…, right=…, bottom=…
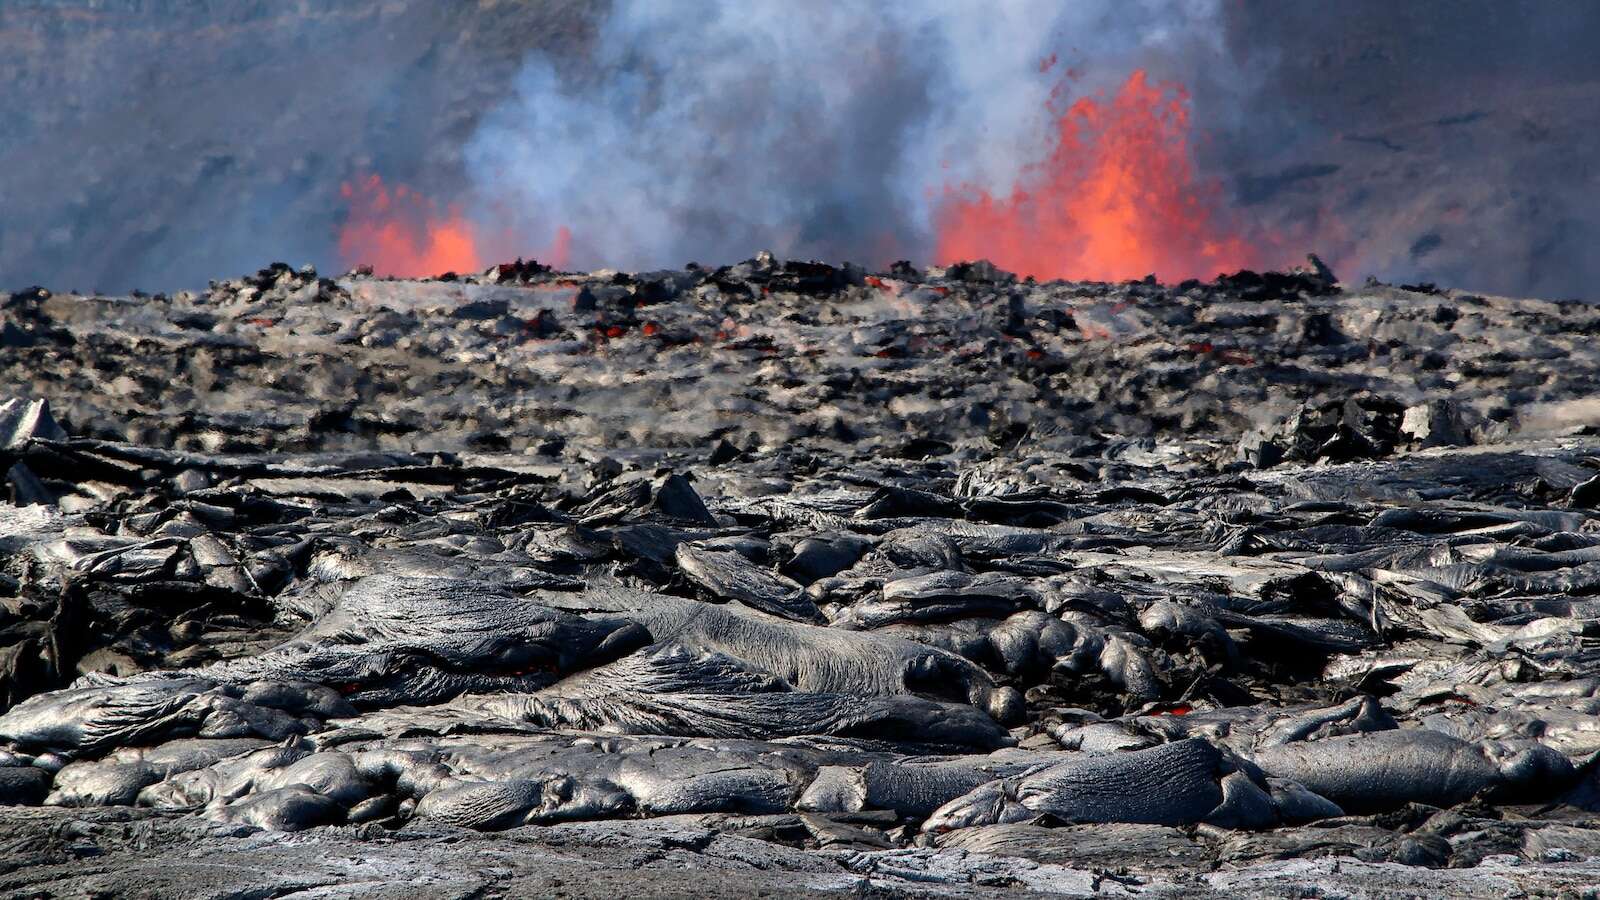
left=455, top=0, right=1237, bottom=278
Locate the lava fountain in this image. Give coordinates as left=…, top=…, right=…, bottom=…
left=337, top=174, right=483, bottom=278
left=935, top=70, right=1272, bottom=283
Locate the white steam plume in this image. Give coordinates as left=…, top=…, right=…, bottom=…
left=464, top=0, right=1228, bottom=271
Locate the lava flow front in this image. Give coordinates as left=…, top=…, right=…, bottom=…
left=936, top=70, right=1269, bottom=283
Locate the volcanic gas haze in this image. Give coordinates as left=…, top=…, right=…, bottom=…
left=452, top=0, right=1251, bottom=280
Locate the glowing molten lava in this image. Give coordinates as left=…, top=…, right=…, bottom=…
left=936, top=70, right=1266, bottom=283
left=338, top=174, right=483, bottom=278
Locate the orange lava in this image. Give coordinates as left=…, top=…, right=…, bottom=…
left=338, top=174, right=483, bottom=278
left=935, top=70, right=1267, bottom=283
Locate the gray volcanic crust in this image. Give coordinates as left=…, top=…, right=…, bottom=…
left=8, top=807, right=1600, bottom=899
left=8, top=256, right=1600, bottom=896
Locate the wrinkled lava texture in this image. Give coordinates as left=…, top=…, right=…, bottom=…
left=6, top=256, right=1600, bottom=897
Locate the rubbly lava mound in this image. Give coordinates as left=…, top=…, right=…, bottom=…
left=5, top=256, right=1600, bottom=896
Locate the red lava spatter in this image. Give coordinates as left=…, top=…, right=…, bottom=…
left=936, top=70, right=1275, bottom=283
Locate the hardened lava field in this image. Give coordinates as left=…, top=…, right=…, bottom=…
left=4, top=256, right=1600, bottom=896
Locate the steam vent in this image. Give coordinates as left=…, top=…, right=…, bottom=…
left=7, top=1, right=1600, bottom=897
